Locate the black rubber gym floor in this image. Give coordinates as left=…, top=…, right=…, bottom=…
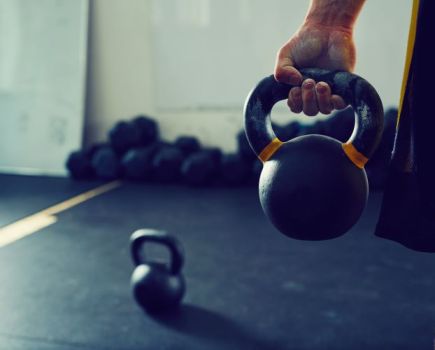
left=0, top=174, right=434, bottom=350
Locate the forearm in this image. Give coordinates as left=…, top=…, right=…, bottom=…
left=304, top=0, right=365, bottom=31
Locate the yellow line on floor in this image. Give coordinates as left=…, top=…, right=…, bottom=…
left=0, top=214, right=58, bottom=248
left=0, top=181, right=122, bottom=248
left=41, top=180, right=122, bottom=216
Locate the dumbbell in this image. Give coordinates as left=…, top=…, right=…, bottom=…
left=237, top=130, right=257, bottom=161
left=66, top=150, right=94, bottom=180
left=180, top=150, right=220, bottom=186
left=133, top=115, right=159, bottom=147
left=109, top=116, right=159, bottom=155
left=152, top=146, right=185, bottom=183
left=244, top=69, right=384, bottom=240
left=130, top=229, right=185, bottom=313
left=203, top=147, right=223, bottom=164
left=175, top=136, right=201, bottom=156
left=66, top=143, right=110, bottom=180
left=91, top=145, right=121, bottom=180
left=121, top=144, right=159, bottom=181
left=109, top=121, right=142, bottom=155
left=220, top=154, right=251, bottom=186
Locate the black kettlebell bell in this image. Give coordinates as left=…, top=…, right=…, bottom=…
left=244, top=69, right=384, bottom=240
left=130, top=229, right=185, bottom=312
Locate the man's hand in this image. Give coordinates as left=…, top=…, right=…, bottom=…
left=274, top=0, right=365, bottom=116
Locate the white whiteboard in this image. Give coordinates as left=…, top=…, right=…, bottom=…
left=0, top=0, right=89, bottom=176
left=150, top=0, right=411, bottom=112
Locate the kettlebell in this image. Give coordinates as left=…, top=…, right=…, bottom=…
left=130, top=229, right=185, bottom=312
left=244, top=69, right=384, bottom=240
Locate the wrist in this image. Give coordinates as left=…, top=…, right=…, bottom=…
left=304, top=0, right=365, bottom=32
left=304, top=15, right=355, bottom=33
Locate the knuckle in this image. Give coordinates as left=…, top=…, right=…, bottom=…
left=274, top=69, right=287, bottom=82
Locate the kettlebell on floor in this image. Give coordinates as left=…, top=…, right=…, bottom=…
left=130, top=229, right=185, bottom=313
left=244, top=68, right=384, bottom=241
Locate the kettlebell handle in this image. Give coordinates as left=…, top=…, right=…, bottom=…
left=244, top=68, right=384, bottom=168
left=130, top=229, right=184, bottom=275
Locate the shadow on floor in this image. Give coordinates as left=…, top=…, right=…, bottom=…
left=152, top=303, right=288, bottom=350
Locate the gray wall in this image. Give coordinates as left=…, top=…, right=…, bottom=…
left=85, top=0, right=412, bottom=152
left=0, top=0, right=88, bottom=175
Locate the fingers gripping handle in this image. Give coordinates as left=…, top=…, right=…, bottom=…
left=243, top=68, right=384, bottom=166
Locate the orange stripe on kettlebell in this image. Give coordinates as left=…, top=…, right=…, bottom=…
left=342, top=143, right=368, bottom=169
left=258, top=138, right=284, bottom=163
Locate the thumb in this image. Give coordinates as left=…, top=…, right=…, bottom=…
left=274, top=48, right=303, bottom=85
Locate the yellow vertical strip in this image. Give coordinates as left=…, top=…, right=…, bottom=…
left=342, top=142, right=368, bottom=169
left=397, top=0, right=420, bottom=125
left=258, top=138, right=284, bottom=163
